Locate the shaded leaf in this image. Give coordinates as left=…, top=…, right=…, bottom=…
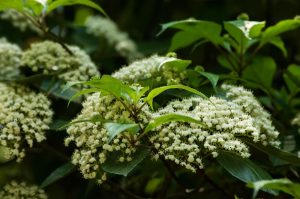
left=104, top=122, right=140, bottom=143
left=40, top=162, right=75, bottom=188
left=242, top=57, right=276, bottom=89
left=217, top=151, right=272, bottom=183
left=102, top=146, right=149, bottom=176
left=247, top=179, right=300, bottom=199
left=268, top=36, right=287, bottom=57
left=242, top=138, right=300, bottom=166
left=199, top=71, right=219, bottom=90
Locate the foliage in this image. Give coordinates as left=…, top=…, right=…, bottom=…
left=0, top=1, right=300, bottom=199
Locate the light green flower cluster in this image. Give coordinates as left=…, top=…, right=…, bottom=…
left=22, top=41, right=100, bottom=89
left=0, top=181, right=47, bottom=199
left=292, top=113, right=300, bottom=133
left=149, top=84, right=280, bottom=172
left=112, top=54, right=186, bottom=85
left=66, top=93, right=151, bottom=184
left=85, top=15, right=142, bottom=62
left=0, top=83, right=53, bottom=162
left=0, top=9, right=42, bottom=34
left=0, top=38, right=22, bottom=79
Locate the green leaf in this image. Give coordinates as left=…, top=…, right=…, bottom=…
left=284, top=64, right=300, bottom=93
left=144, top=114, right=205, bottom=133
left=78, top=75, right=136, bottom=105
left=104, top=122, right=140, bottom=143
left=242, top=138, right=300, bottom=166
left=224, top=20, right=265, bottom=51
left=68, top=88, right=100, bottom=107
left=102, top=146, right=149, bottom=176
left=268, top=36, right=287, bottom=57
left=260, top=18, right=300, bottom=45
left=247, top=179, right=300, bottom=199
left=145, top=84, right=207, bottom=109
left=0, top=0, right=23, bottom=11
left=159, top=58, right=192, bottom=72
left=144, top=177, right=164, bottom=194
left=242, top=57, right=276, bottom=89
left=217, top=55, right=234, bottom=70
left=49, top=119, right=69, bottom=131
left=158, top=18, right=222, bottom=46
left=169, top=30, right=203, bottom=51
left=217, top=151, right=272, bottom=184
left=199, top=72, right=219, bottom=90
left=40, top=162, right=76, bottom=188
left=46, top=0, right=107, bottom=16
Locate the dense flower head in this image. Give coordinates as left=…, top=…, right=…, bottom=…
left=292, top=113, right=300, bottom=133
left=112, top=54, right=186, bottom=85
left=149, top=84, right=280, bottom=172
left=0, top=181, right=47, bottom=199
left=66, top=93, right=151, bottom=184
left=0, top=9, right=42, bottom=34
left=85, top=15, right=142, bottom=62
left=221, top=84, right=280, bottom=146
left=0, top=83, right=53, bottom=161
left=21, top=41, right=100, bottom=89
left=0, top=38, right=22, bottom=79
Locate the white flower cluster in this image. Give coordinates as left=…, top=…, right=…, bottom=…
left=0, top=9, right=42, bottom=34
left=85, top=16, right=142, bottom=62
left=66, top=93, right=150, bottom=184
left=149, top=84, right=280, bottom=172
left=0, top=83, right=53, bottom=161
left=221, top=84, right=280, bottom=146
left=112, top=54, right=186, bottom=85
left=292, top=113, right=300, bottom=133
left=22, top=41, right=100, bottom=89
left=0, top=38, right=22, bottom=79
left=0, top=181, right=47, bottom=199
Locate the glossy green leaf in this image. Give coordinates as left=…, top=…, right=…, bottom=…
left=260, top=18, right=300, bottom=45
left=102, top=146, right=149, bottom=176
left=224, top=20, right=265, bottom=51
left=284, top=64, right=300, bottom=93
left=68, top=88, right=100, bottom=106
left=144, top=113, right=205, bottom=133
left=104, top=122, right=140, bottom=143
left=217, top=55, right=234, bottom=70
left=199, top=71, right=219, bottom=90
left=78, top=75, right=135, bottom=105
left=242, top=57, right=276, bottom=88
left=242, top=138, right=300, bottom=166
left=47, top=0, right=107, bottom=16
left=217, top=151, right=272, bottom=184
left=247, top=179, right=300, bottom=199
left=159, top=58, right=191, bottom=72
left=145, top=84, right=207, bottom=109
left=158, top=18, right=222, bottom=45
left=268, top=36, right=287, bottom=57
left=40, top=162, right=76, bottom=188
left=169, top=30, right=203, bottom=51
left=0, top=0, right=23, bottom=11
